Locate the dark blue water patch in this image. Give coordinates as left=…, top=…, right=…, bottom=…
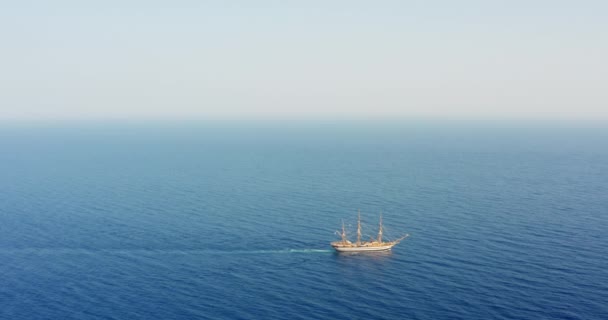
left=0, top=123, right=607, bottom=319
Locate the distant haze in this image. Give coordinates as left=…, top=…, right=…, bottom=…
left=1, top=1, right=607, bottom=123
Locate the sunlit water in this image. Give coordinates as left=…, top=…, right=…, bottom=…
left=1, top=123, right=607, bottom=319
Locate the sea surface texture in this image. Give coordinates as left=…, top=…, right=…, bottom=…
left=1, top=123, right=607, bottom=320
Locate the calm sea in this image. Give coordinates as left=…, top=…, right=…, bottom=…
left=1, top=122, right=607, bottom=319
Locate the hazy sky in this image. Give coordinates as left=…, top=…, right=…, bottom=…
left=1, top=1, right=607, bottom=122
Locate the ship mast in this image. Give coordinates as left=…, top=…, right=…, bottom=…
left=377, top=213, right=383, bottom=243
left=356, top=210, right=362, bottom=246
left=341, top=220, right=347, bottom=243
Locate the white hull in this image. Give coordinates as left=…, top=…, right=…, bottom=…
left=332, top=244, right=395, bottom=252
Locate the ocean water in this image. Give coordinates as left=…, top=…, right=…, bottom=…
left=0, top=122, right=607, bottom=320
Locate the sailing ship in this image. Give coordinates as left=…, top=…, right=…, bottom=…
left=331, top=211, right=409, bottom=252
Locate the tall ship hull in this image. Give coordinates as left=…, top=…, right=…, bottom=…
left=331, top=211, right=409, bottom=253
left=331, top=243, right=397, bottom=252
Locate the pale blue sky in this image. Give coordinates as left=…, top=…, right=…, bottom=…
left=1, top=1, right=607, bottom=122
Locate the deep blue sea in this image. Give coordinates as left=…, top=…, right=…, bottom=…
left=1, top=122, right=607, bottom=320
